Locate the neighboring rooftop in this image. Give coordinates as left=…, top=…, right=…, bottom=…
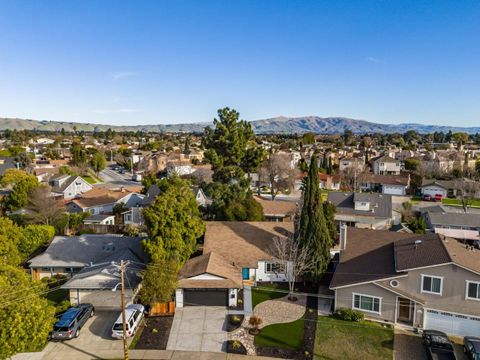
left=328, top=191, right=392, bottom=218
left=253, top=196, right=298, bottom=217
left=28, top=234, right=146, bottom=267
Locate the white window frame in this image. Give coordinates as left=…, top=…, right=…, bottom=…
left=352, top=292, right=381, bottom=314
left=265, top=261, right=286, bottom=274
left=421, top=274, right=443, bottom=296
left=465, top=281, right=480, bottom=301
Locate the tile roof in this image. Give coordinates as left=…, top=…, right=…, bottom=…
left=203, top=221, right=294, bottom=268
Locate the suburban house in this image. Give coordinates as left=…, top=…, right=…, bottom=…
left=166, top=160, right=194, bottom=176
left=421, top=178, right=480, bottom=199
left=421, top=205, right=480, bottom=232
left=254, top=196, right=297, bottom=222
left=339, top=157, right=365, bottom=173
left=49, top=174, right=93, bottom=199
left=0, top=156, right=16, bottom=176
left=28, top=234, right=146, bottom=310
left=371, top=155, right=401, bottom=175
left=330, top=226, right=480, bottom=336
left=327, top=192, right=394, bottom=229
left=66, top=187, right=144, bottom=215
left=83, top=214, right=116, bottom=225
left=319, top=173, right=341, bottom=191
left=193, top=186, right=212, bottom=207
left=360, top=174, right=410, bottom=196
left=175, top=221, right=294, bottom=308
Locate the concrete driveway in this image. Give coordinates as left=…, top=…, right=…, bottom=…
left=14, top=311, right=126, bottom=360
left=167, top=307, right=227, bottom=353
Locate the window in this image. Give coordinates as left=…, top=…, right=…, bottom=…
left=353, top=293, right=381, bottom=314
left=265, top=262, right=285, bottom=273
left=466, top=281, right=480, bottom=301
left=421, top=275, right=443, bottom=295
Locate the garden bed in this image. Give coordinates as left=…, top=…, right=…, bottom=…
left=227, top=314, right=244, bottom=332
left=226, top=340, right=248, bottom=355
left=132, top=316, right=173, bottom=350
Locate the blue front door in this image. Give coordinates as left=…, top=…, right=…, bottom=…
left=242, top=267, right=249, bottom=280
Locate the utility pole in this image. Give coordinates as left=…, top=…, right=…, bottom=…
left=120, top=260, right=129, bottom=360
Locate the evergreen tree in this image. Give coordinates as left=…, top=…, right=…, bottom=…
left=299, top=156, right=333, bottom=279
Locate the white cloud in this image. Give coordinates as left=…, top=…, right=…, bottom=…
left=111, top=71, right=137, bottom=80
left=366, top=56, right=384, bottom=64
left=92, top=108, right=140, bottom=114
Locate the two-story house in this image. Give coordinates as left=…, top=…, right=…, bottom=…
left=371, top=155, right=401, bottom=175
left=327, top=192, right=394, bottom=229
left=49, top=174, right=92, bottom=199
left=330, top=226, right=480, bottom=336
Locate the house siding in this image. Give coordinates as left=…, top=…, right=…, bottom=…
left=255, top=260, right=291, bottom=283
left=335, top=283, right=397, bottom=323
left=387, top=264, right=480, bottom=317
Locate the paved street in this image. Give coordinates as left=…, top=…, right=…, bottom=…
left=167, top=307, right=227, bottom=353
left=99, top=168, right=139, bottom=187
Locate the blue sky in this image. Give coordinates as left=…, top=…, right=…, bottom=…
left=1, top=0, right=479, bottom=126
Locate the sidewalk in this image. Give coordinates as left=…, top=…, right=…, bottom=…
left=13, top=349, right=282, bottom=360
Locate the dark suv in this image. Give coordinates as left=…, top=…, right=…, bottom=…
left=51, top=303, right=94, bottom=340
left=422, top=330, right=457, bottom=360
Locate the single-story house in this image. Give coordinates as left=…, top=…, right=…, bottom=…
left=175, top=221, right=294, bottom=308
left=253, top=196, right=297, bottom=222
left=360, top=174, right=410, bottom=196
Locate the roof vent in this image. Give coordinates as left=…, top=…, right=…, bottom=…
left=414, top=240, right=422, bottom=249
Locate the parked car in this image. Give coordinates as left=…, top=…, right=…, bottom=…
left=111, top=304, right=145, bottom=339
left=51, top=304, right=95, bottom=340
left=422, top=330, right=456, bottom=360
left=423, top=194, right=432, bottom=201
left=464, top=337, right=480, bottom=360
left=434, top=194, right=443, bottom=202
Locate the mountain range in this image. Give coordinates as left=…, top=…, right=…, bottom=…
left=1, top=116, right=479, bottom=135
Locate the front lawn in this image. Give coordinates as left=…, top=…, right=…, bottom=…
left=442, top=198, right=480, bottom=207
left=314, top=316, right=393, bottom=360
left=82, top=175, right=97, bottom=184
left=252, top=283, right=288, bottom=309
left=254, top=316, right=304, bottom=350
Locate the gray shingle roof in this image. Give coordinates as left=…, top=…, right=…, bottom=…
left=328, top=192, right=392, bottom=219
left=427, top=212, right=480, bottom=228
left=28, top=234, right=147, bottom=268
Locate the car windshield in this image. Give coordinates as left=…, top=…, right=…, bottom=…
left=113, top=323, right=125, bottom=331
left=53, top=326, right=70, bottom=332
left=430, top=335, right=453, bottom=350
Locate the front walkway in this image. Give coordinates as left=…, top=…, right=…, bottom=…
left=243, top=286, right=253, bottom=315
left=254, top=294, right=306, bottom=329
left=167, top=306, right=227, bottom=353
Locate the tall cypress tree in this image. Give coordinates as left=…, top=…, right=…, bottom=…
left=299, top=155, right=333, bottom=279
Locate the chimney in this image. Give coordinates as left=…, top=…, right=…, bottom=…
left=339, top=224, right=348, bottom=251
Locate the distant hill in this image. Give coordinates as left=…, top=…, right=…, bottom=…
left=1, top=116, right=479, bottom=134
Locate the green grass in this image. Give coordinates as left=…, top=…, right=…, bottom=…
left=254, top=316, right=305, bottom=350
left=252, top=283, right=288, bottom=309
left=442, top=198, right=480, bottom=207
left=82, top=175, right=97, bottom=184
left=314, top=316, right=393, bottom=360
left=0, top=149, right=12, bottom=157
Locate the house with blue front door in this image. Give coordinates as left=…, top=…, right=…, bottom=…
left=175, top=221, right=294, bottom=307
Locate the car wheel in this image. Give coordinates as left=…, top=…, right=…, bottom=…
left=75, top=329, right=80, bottom=338
left=90, top=310, right=95, bottom=317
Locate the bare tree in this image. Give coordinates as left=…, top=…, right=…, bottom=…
left=453, top=178, right=480, bottom=213
left=27, top=185, right=65, bottom=225
left=258, top=152, right=298, bottom=200
left=269, top=229, right=312, bottom=301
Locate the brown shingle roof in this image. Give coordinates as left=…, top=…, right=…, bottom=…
left=442, top=237, right=480, bottom=274
left=330, top=228, right=439, bottom=289
left=178, top=251, right=242, bottom=289
left=203, top=221, right=294, bottom=268
left=70, top=186, right=142, bottom=208
left=253, top=196, right=298, bottom=217
left=394, top=233, right=451, bottom=271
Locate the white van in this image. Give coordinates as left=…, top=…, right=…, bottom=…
left=111, top=304, right=145, bottom=339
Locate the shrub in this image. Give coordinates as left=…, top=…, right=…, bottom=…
left=232, top=340, right=242, bottom=350
left=334, top=308, right=364, bottom=322
left=230, top=315, right=242, bottom=324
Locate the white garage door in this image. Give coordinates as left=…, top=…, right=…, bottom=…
left=382, top=185, right=405, bottom=196
left=424, top=309, right=480, bottom=337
